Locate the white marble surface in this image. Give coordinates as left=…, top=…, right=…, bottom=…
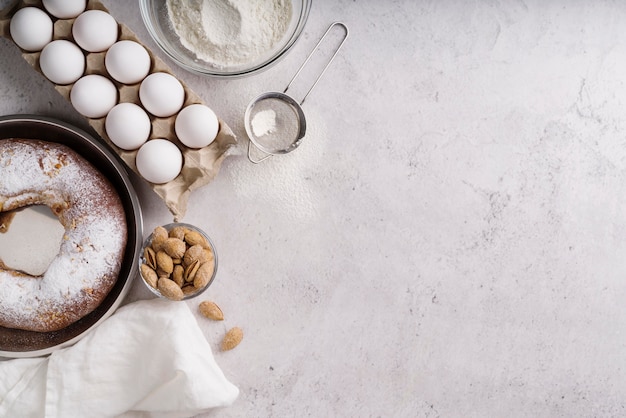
left=3, top=0, right=626, bottom=416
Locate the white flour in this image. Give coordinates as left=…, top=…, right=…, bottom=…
left=166, top=0, right=293, bottom=68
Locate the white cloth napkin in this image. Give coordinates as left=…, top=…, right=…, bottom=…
left=0, top=298, right=239, bottom=418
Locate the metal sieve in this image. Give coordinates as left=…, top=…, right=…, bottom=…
left=245, top=22, right=349, bottom=163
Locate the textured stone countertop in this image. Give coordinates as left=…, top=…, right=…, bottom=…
left=2, top=1, right=626, bottom=416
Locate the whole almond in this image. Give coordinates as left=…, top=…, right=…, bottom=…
left=221, top=327, right=243, bottom=351
left=199, top=301, right=224, bottom=320
left=172, top=264, right=185, bottom=287
left=183, top=244, right=203, bottom=267
left=185, top=230, right=209, bottom=248
left=182, top=285, right=197, bottom=296
left=156, top=250, right=174, bottom=274
left=169, top=226, right=187, bottom=241
left=201, top=248, right=214, bottom=264
left=193, top=260, right=214, bottom=289
left=157, top=277, right=184, bottom=301
left=140, top=264, right=158, bottom=288
left=156, top=268, right=170, bottom=278
left=151, top=226, right=168, bottom=250
left=162, top=237, right=186, bottom=259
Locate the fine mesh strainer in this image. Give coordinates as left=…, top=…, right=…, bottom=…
left=245, top=22, right=349, bottom=163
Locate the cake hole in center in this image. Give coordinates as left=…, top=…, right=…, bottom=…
left=0, top=205, right=65, bottom=276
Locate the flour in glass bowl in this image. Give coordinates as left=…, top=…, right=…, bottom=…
left=166, top=0, right=293, bottom=69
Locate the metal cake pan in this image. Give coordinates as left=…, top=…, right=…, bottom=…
left=0, top=114, right=143, bottom=358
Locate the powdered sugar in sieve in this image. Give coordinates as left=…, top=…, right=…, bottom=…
left=245, top=22, right=349, bottom=163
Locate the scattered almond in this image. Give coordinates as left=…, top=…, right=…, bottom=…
left=221, top=327, right=243, bottom=351
left=199, top=301, right=224, bottom=320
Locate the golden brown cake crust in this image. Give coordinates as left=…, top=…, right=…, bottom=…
left=0, top=139, right=128, bottom=332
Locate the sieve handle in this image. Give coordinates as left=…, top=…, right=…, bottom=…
left=283, top=22, right=349, bottom=106
left=247, top=141, right=272, bottom=164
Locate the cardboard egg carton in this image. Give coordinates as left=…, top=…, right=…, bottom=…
left=0, top=0, right=237, bottom=221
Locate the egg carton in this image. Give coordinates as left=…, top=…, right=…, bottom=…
left=0, top=0, right=237, bottom=221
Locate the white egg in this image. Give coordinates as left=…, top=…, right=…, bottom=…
left=39, top=40, right=85, bottom=85
left=139, top=72, right=185, bottom=117
left=136, top=139, right=183, bottom=184
left=10, top=7, right=53, bottom=52
left=175, top=104, right=219, bottom=149
left=105, top=40, right=151, bottom=85
left=70, top=74, right=117, bottom=118
left=105, top=103, right=151, bottom=150
left=42, top=0, right=86, bottom=19
left=72, top=10, right=118, bottom=52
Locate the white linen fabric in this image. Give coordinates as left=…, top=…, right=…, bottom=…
left=0, top=298, right=239, bottom=418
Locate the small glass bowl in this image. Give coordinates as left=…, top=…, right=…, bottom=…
left=138, top=0, right=312, bottom=78
left=139, top=222, right=218, bottom=300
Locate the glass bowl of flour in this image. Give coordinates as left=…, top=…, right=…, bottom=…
left=139, top=0, right=312, bottom=77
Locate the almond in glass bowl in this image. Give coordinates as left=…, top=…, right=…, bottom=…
left=139, top=223, right=217, bottom=300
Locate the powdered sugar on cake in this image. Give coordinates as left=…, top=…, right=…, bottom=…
left=0, top=139, right=127, bottom=332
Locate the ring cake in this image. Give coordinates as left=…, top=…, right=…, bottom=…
left=0, top=139, right=127, bottom=332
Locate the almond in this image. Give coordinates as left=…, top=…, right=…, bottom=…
left=185, top=230, right=209, bottom=248
left=199, top=301, right=224, bottom=320
left=162, top=237, right=186, bottom=259
left=193, top=260, right=214, bottom=289
left=200, top=248, right=214, bottom=265
left=156, top=268, right=170, bottom=278
left=172, top=264, right=185, bottom=287
left=169, top=225, right=187, bottom=241
left=156, top=250, right=174, bottom=274
left=184, top=259, right=200, bottom=283
left=157, top=277, right=184, bottom=301
left=140, top=264, right=158, bottom=288
left=221, top=327, right=243, bottom=351
left=144, top=246, right=157, bottom=270
left=182, top=284, right=197, bottom=296
left=151, top=226, right=168, bottom=250
left=183, top=244, right=203, bottom=267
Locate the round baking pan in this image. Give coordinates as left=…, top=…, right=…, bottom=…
left=0, top=115, right=143, bottom=358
